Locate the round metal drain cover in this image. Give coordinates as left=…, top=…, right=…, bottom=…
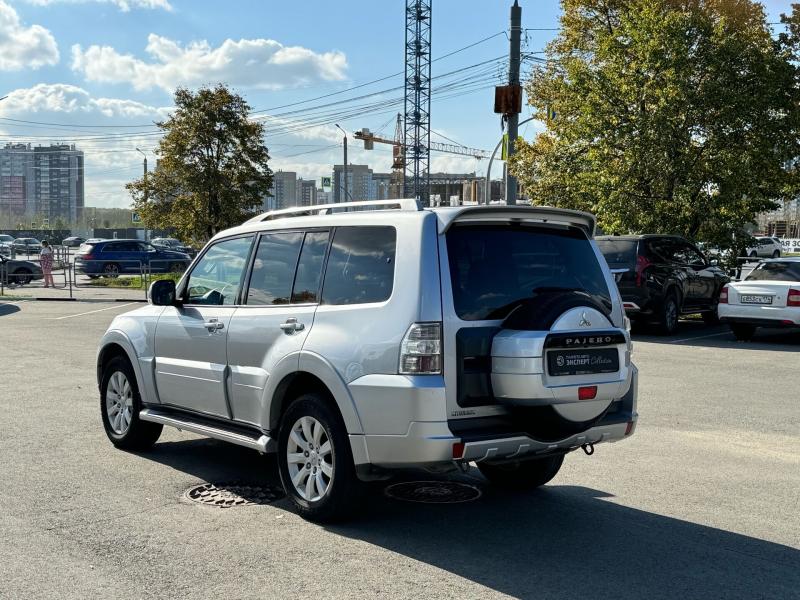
left=384, top=481, right=482, bottom=504
left=184, top=482, right=284, bottom=508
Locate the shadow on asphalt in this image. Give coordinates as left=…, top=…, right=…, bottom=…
left=138, top=438, right=799, bottom=598
left=0, top=303, right=21, bottom=317
left=330, top=482, right=799, bottom=599
left=633, top=320, right=800, bottom=351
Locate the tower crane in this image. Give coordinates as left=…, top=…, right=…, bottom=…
left=354, top=113, right=488, bottom=196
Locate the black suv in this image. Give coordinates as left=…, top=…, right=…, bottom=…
left=596, top=235, right=729, bottom=334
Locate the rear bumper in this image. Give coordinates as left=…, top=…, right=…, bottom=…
left=359, top=367, right=638, bottom=469
left=718, top=304, right=799, bottom=327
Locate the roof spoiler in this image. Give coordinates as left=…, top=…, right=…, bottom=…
left=439, top=205, right=596, bottom=237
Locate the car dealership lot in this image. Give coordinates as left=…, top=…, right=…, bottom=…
left=1, top=301, right=798, bottom=599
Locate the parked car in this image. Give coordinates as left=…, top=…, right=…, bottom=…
left=0, top=234, right=15, bottom=245
left=596, top=234, right=729, bottom=334
left=74, top=239, right=191, bottom=278
left=0, top=256, right=43, bottom=285
left=62, top=236, right=86, bottom=248
left=97, top=201, right=638, bottom=522
left=12, top=237, right=42, bottom=254
left=745, top=236, right=782, bottom=259
left=151, top=237, right=196, bottom=257
left=84, top=238, right=106, bottom=244
left=718, top=258, right=800, bottom=340
left=0, top=243, right=10, bottom=257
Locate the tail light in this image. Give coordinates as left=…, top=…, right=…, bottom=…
left=578, top=386, right=598, bottom=400
left=788, top=288, right=800, bottom=307
left=399, top=322, right=442, bottom=375
left=635, top=255, right=651, bottom=287
left=719, top=285, right=729, bottom=304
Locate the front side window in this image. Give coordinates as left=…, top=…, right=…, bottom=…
left=446, top=224, right=611, bottom=321
left=246, top=232, right=304, bottom=305
left=321, top=226, right=396, bottom=305
left=185, top=236, right=253, bottom=305
left=746, top=261, right=800, bottom=282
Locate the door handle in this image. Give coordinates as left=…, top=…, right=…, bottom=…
left=279, top=318, right=305, bottom=333
left=204, top=319, right=225, bottom=331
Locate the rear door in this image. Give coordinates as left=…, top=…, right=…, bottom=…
left=673, top=241, right=713, bottom=307
left=226, top=229, right=329, bottom=426
left=153, top=235, right=254, bottom=418
left=439, top=222, right=618, bottom=420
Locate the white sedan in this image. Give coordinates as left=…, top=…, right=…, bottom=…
left=718, top=258, right=800, bottom=340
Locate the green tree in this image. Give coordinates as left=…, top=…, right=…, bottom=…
left=510, top=0, right=799, bottom=249
left=127, top=84, right=272, bottom=244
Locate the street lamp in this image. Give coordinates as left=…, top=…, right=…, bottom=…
left=334, top=124, right=349, bottom=202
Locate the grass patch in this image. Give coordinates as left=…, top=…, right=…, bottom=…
left=83, top=272, right=182, bottom=288
left=0, top=294, right=31, bottom=300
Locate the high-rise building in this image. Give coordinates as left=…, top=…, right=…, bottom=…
left=297, top=179, right=317, bottom=207
left=316, top=189, right=331, bottom=205
left=332, top=164, right=376, bottom=202
left=0, top=143, right=84, bottom=221
left=263, top=171, right=298, bottom=211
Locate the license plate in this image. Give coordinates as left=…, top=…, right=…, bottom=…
left=740, top=295, right=772, bottom=305
left=547, top=348, right=620, bottom=377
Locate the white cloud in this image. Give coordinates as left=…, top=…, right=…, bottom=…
left=0, top=83, right=169, bottom=118
left=71, top=34, right=348, bottom=92
left=25, top=0, right=172, bottom=12
left=0, top=0, right=59, bottom=70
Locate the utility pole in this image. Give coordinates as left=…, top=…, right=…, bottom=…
left=136, top=148, right=148, bottom=240
left=506, top=0, right=522, bottom=205
left=335, top=124, right=348, bottom=202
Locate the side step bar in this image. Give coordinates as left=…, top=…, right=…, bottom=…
left=139, top=408, right=273, bottom=453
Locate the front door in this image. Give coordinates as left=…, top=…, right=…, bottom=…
left=153, top=235, right=254, bottom=418
left=227, top=230, right=329, bottom=426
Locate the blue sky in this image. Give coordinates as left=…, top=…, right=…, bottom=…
left=0, top=0, right=793, bottom=208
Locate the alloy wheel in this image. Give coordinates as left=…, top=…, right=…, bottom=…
left=106, top=371, right=133, bottom=435
left=286, top=416, right=334, bottom=502
left=665, top=298, right=678, bottom=331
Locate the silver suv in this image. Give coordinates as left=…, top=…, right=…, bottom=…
left=97, top=200, right=638, bottom=521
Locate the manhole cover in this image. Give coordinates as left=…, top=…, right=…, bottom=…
left=184, top=482, right=284, bottom=508
left=384, top=481, right=482, bottom=504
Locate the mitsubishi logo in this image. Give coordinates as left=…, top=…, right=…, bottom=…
left=579, top=311, right=592, bottom=327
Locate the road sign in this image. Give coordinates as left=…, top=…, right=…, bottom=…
left=132, top=212, right=141, bottom=223
left=321, top=176, right=331, bottom=188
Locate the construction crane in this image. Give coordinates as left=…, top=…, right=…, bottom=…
left=355, top=113, right=489, bottom=196
left=405, top=0, right=433, bottom=204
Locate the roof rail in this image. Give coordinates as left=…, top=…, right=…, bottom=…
left=245, top=198, right=422, bottom=224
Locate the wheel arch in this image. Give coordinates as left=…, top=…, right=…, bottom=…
left=268, top=351, right=365, bottom=436
left=96, top=331, right=145, bottom=398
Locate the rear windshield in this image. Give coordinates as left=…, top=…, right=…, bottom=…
left=595, top=239, right=638, bottom=265
left=446, top=224, right=611, bottom=321
left=746, top=261, right=800, bottom=282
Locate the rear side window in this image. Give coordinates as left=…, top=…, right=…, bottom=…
left=596, top=239, right=638, bottom=265
left=246, top=232, right=304, bottom=305
left=746, top=261, right=800, bottom=282
left=321, top=226, right=396, bottom=305
left=446, top=225, right=611, bottom=321
left=292, top=231, right=329, bottom=304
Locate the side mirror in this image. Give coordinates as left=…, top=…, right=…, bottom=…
left=149, top=279, right=177, bottom=306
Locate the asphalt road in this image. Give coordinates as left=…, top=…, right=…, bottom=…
left=1, top=301, right=798, bottom=599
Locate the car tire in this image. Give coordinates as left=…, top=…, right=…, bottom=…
left=701, top=309, right=720, bottom=325
left=13, top=268, right=31, bottom=285
left=277, top=393, right=364, bottom=523
left=100, top=355, right=162, bottom=450
left=772, top=250, right=781, bottom=258
left=478, top=454, right=564, bottom=490
left=749, top=251, right=757, bottom=258
left=102, top=263, right=120, bottom=278
left=730, top=324, right=756, bottom=341
left=657, top=292, right=679, bottom=335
